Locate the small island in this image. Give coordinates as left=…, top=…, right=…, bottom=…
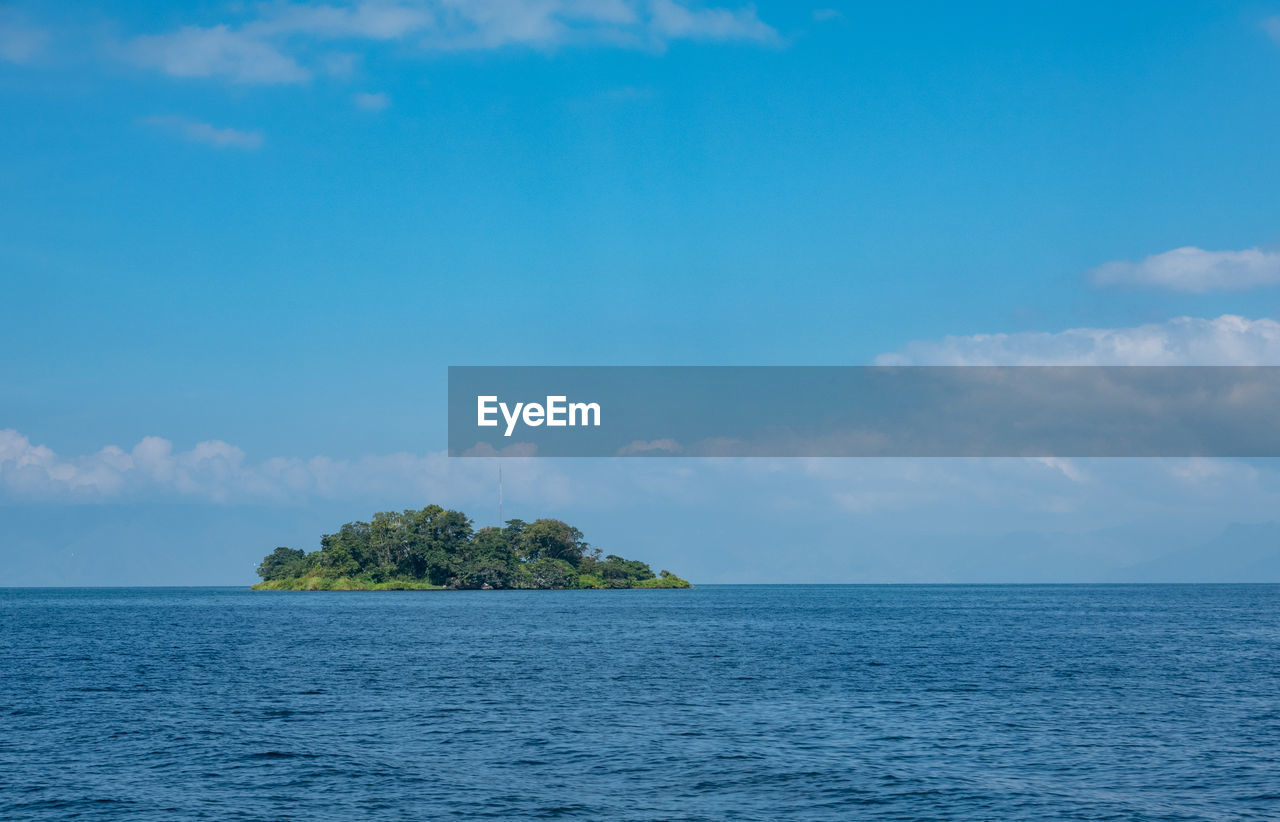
left=253, top=505, right=691, bottom=590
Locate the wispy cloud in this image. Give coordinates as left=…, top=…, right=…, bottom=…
left=616, top=438, right=684, bottom=456
left=322, top=51, right=361, bottom=77
left=1089, top=246, right=1280, bottom=292
left=1264, top=15, right=1280, bottom=43
left=353, top=90, right=390, bottom=111
left=876, top=315, right=1280, bottom=365
left=117, top=1, right=777, bottom=85
left=141, top=115, right=264, bottom=150
left=648, top=0, right=776, bottom=42
left=599, top=84, right=656, bottom=101
left=812, top=8, right=843, bottom=22
left=126, top=25, right=310, bottom=84
left=0, top=9, right=48, bottom=65
left=251, top=2, right=436, bottom=40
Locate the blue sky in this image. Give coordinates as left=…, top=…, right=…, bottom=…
left=4, top=0, right=1280, bottom=583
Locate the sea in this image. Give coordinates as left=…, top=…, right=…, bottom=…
left=2, top=585, right=1278, bottom=820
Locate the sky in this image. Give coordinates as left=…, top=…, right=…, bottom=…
left=4, top=0, right=1280, bottom=584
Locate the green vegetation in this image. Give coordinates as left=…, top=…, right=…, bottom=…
left=252, top=505, right=691, bottom=591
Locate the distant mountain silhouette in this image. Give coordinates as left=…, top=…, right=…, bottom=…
left=1121, top=522, right=1280, bottom=582
left=920, top=520, right=1280, bottom=583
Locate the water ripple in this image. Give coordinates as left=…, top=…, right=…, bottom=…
left=2, top=585, right=1279, bottom=820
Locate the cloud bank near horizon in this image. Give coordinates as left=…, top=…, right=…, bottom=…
left=0, top=428, right=568, bottom=508
left=7, top=310, right=1280, bottom=503
left=2, top=424, right=1276, bottom=542
left=876, top=315, right=1280, bottom=366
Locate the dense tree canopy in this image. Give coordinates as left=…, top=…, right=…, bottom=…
left=254, top=505, right=690, bottom=590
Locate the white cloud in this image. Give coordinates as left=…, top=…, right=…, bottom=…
left=0, top=428, right=1077, bottom=510
left=0, top=430, right=238, bottom=500
left=648, top=0, right=776, bottom=43
left=1165, top=457, right=1256, bottom=486
left=142, top=115, right=264, bottom=150
left=323, top=51, right=361, bottom=77
left=1089, top=246, right=1280, bottom=292
left=877, top=315, right=1280, bottom=366
left=1031, top=457, right=1087, bottom=483
left=0, top=10, right=48, bottom=64
left=119, top=1, right=777, bottom=83
left=812, top=8, right=842, bottom=22
left=1264, top=15, right=1280, bottom=44
left=8, top=428, right=1280, bottom=577
left=252, top=2, right=436, bottom=40
left=0, top=429, right=568, bottom=506
left=125, top=24, right=310, bottom=84
left=353, top=90, right=390, bottom=110
left=616, top=438, right=684, bottom=455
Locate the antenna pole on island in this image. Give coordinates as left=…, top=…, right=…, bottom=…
left=498, top=463, right=503, bottom=527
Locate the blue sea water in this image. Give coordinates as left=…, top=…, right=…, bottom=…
left=2, top=585, right=1279, bottom=821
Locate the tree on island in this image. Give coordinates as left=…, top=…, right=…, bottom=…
left=253, top=504, right=690, bottom=590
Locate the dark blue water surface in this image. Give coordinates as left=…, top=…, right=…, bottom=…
left=3, top=585, right=1279, bottom=820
